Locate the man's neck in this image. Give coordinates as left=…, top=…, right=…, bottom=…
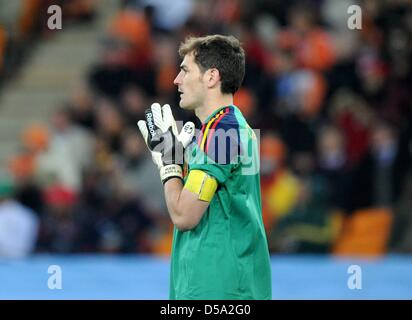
left=195, top=94, right=233, bottom=123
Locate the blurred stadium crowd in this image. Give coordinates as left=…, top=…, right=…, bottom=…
left=1, top=0, right=412, bottom=258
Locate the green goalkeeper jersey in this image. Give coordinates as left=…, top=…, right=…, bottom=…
left=169, top=105, right=272, bottom=300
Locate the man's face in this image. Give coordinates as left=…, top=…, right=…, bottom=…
left=173, top=53, right=206, bottom=110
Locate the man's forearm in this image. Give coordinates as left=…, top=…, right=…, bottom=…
left=164, top=178, right=185, bottom=228
left=163, top=175, right=211, bottom=231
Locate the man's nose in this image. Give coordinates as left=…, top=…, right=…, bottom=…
left=173, top=72, right=181, bottom=86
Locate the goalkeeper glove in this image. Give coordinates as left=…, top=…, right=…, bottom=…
left=137, top=103, right=195, bottom=184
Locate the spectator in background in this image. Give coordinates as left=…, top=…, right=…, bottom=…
left=93, top=135, right=117, bottom=177
left=268, top=151, right=340, bottom=253
left=36, top=185, right=85, bottom=253
left=107, top=8, right=153, bottom=71
left=354, top=0, right=412, bottom=128
left=240, top=24, right=272, bottom=96
left=274, top=52, right=327, bottom=119
left=233, top=87, right=258, bottom=127
left=0, top=175, right=39, bottom=258
left=67, top=84, right=96, bottom=132
left=316, top=124, right=352, bottom=213
left=89, top=8, right=156, bottom=99
left=7, top=124, right=46, bottom=195
left=260, top=132, right=300, bottom=234
left=36, top=107, right=93, bottom=191
left=129, top=0, right=193, bottom=32
left=8, top=124, right=49, bottom=214
left=269, top=45, right=326, bottom=155
left=321, top=0, right=359, bottom=62
left=95, top=99, right=124, bottom=153
left=277, top=2, right=336, bottom=72
left=350, top=121, right=408, bottom=211
left=153, top=35, right=179, bottom=102
left=73, top=164, right=155, bottom=253
left=100, top=186, right=154, bottom=253
left=115, top=128, right=166, bottom=217
left=120, top=85, right=148, bottom=127
left=328, top=89, right=374, bottom=167
left=62, top=0, right=97, bottom=23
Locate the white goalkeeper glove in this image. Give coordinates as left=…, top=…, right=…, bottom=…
left=137, top=103, right=195, bottom=184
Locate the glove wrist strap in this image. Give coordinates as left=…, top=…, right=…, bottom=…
left=160, top=164, right=183, bottom=184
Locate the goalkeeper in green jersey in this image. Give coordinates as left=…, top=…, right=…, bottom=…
left=138, top=35, right=272, bottom=300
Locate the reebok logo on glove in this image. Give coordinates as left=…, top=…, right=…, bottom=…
left=146, top=110, right=156, bottom=138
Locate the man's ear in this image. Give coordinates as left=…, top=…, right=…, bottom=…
left=205, top=68, right=220, bottom=89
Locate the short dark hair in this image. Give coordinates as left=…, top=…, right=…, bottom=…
left=178, top=35, right=245, bottom=95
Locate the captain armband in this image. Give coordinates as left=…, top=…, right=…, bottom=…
left=184, top=170, right=218, bottom=202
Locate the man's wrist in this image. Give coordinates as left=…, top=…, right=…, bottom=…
left=160, top=164, right=183, bottom=184
left=163, top=175, right=184, bottom=186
